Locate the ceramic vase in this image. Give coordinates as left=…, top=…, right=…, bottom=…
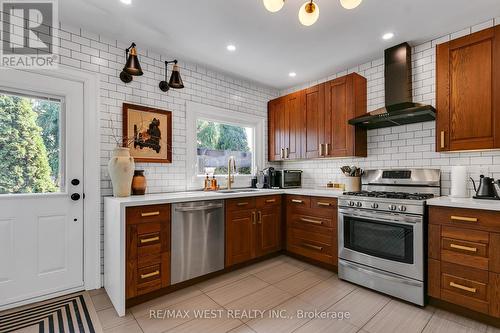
left=131, top=170, right=147, bottom=195
left=108, top=147, right=135, bottom=197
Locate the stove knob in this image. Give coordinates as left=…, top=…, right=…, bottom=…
left=389, top=204, right=397, bottom=211
left=356, top=202, right=362, bottom=207
left=371, top=203, right=379, bottom=209
left=398, top=205, right=407, bottom=212
left=349, top=201, right=355, bottom=207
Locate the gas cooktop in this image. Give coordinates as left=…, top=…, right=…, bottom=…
left=343, top=191, right=435, bottom=201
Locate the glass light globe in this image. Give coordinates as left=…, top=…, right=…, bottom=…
left=263, top=0, right=285, bottom=13
left=298, top=1, right=319, bottom=26
left=340, top=0, right=362, bottom=10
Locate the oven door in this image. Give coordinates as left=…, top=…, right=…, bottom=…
left=338, top=208, right=423, bottom=281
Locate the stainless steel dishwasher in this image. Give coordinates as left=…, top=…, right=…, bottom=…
left=171, top=200, right=225, bottom=284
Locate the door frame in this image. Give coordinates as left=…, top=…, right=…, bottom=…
left=0, top=65, right=101, bottom=300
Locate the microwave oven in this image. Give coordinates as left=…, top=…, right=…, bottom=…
left=276, top=170, right=302, bottom=188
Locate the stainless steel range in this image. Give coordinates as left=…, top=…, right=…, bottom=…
left=338, top=169, right=441, bottom=306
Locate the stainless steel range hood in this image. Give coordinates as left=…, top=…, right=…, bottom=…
left=349, top=43, right=436, bottom=130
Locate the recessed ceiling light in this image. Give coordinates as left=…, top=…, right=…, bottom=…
left=289, top=72, right=297, bottom=78
left=382, top=32, right=394, bottom=40
left=226, top=44, right=236, bottom=52
left=120, top=0, right=131, bottom=4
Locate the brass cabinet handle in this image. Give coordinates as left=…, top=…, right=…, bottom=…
left=286, top=147, right=290, bottom=158
left=280, top=148, right=285, bottom=159
left=451, top=216, right=478, bottom=223
left=449, top=282, right=477, bottom=293
left=440, top=131, right=445, bottom=149
left=141, top=270, right=160, bottom=279
left=140, top=236, right=160, bottom=244
left=257, top=211, right=262, bottom=224
left=317, top=202, right=331, bottom=207
left=237, top=202, right=249, bottom=206
left=291, top=199, right=303, bottom=204
left=302, top=243, right=323, bottom=251
left=141, top=211, right=160, bottom=217
left=319, top=143, right=324, bottom=157
left=265, top=199, right=276, bottom=203
left=300, top=217, right=323, bottom=225
left=450, top=244, right=477, bottom=253
left=325, top=143, right=330, bottom=156
left=252, top=211, right=256, bottom=225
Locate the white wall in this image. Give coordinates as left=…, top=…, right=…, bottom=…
left=278, top=18, right=500, bottom=196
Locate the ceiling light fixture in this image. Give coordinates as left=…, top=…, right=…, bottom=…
left=263, top=0, right=285, bottom=12
left=226, top=44, right=236, bottom=52
left=289, top=72, right=297, bottom=77
left=382, top=32, right=395, bottom=40
left=298, top=1, right=319, bottom=26
left=120, top=0, right=132, bottom=5
left=340, top=0, right=362, bottom=9
left=159, top=60, right=185, bottom=92
left=119, top=42, right=143, bottom=83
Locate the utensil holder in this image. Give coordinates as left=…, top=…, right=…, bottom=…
left=344, top=176, right=361, bottom=192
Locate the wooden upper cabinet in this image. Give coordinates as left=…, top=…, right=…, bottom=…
left=325, top=73, right=367, bottom=157
left=301, top=84, right=326, bottom=159
left=267, top=73, right=367, bottom=161
left=436, top=26, right=500, bottom=151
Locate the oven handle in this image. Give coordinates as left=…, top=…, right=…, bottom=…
left=340, top=260, right=422, bottom=287
left=338, top=209, right=421, bottom=225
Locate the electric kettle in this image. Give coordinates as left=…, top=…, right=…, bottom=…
left=470, top=175, right=496, bottom=198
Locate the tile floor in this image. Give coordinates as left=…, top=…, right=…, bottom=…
left=90, top=256, right=500, bottom=333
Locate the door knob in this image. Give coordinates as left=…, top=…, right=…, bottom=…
left=71, top=179, right=80, bottom=186
left=71, top=193, right=81, bottom=201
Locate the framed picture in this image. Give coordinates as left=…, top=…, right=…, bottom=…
left=122, top=103, right=172, bottom=163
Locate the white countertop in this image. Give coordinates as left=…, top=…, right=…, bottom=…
left=104, top=187, right=345, bottom=207
left=427, top=196, right=500, bottom=211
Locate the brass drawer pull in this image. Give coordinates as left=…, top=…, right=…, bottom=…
left=140, top=270, right=160, bottom=279
left=291, top=199, right=303, bottom=204
left=141, top=211, right=160, bottom=217
left=252, top=211, right=256, bottom=225
left=257, top=211, right=262, bottom=224
left=449, top=282, right=477, bottom=293
left=450, top=243, right=477, bottom=253
left=302, top=243, right=323, bottom=251
left=450, top=216, right=478, bottom=223
left=440, top=131, right=445, bottom=149
left=300, top=217, right=323, bottom=225
left=317, top=202, right=331, bottom=207
left=265, top=199, right=276, bottom=203
left=140, top=236, right=160, bottom=244
left=237, top=202, right=249, bottom=206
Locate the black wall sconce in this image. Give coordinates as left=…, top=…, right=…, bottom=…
left=119, top=42, right=144, bottom=83
left=159, top=60, right=184, bottom=92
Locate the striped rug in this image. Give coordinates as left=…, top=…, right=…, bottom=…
left=0, top=292, right=103, bottom=333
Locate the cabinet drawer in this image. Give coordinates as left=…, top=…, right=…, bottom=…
left=288, top=226, right=334, bottom=247
left=430, top=206, right=500, bottom=232
left=310, top=197, right=337, bottom=217
left=287, top=227, right=336, bottom=265
left=441, top=238, right=489, bottom=270
left=286, top=195, right=311, bottom=209
left=126, top=204, right=171, bottom=225
left=126, top=252, right=170, bottom=299
left=440, top=262, right=490, bottom=314
left=226, top=197, right=256, bottom=211
left=289, top=213, right=335, bottom=228
left=256, top=195, right=281, bottom=208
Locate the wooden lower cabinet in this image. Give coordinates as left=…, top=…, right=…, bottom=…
left=286, top=195, right=338, bottom=266
left=126, top=204, right=171, bottom=299
left=225, top=195, right=282, bottom=266
left=428, top=206, right=500, bottom=318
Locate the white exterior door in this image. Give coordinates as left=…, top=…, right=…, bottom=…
left=0, top=70, right=84, bottom=309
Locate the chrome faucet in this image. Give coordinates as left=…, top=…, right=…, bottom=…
left=227, top=156, right=236, bottom=190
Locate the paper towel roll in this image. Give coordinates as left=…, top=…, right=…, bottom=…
left=451, top=166, right=468, bottom=198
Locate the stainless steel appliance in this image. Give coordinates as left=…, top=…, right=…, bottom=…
left=171, top=200, right=224, bottom=284
left=263, top=167, right=280, bottom=189
left=338, top=169, right=441, bottom=305
left=471, top=175, right=498, bottom=199
left=276, top=169, right=302, bottom=188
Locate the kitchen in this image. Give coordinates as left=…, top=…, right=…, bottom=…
left=1, top=1, right=500, bottom=333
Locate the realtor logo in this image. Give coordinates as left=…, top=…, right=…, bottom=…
left=1, top=0, right=58, bottom=68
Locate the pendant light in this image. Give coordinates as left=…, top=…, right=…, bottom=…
left=159, top=60, right=184, bottom=92
left=263, top=0, right=285, bottom=12
left=298, top=1, right=319, bottom=26
left=340, top=0, right=362, bottom=9
left=120, top=42, right=143, bottom=83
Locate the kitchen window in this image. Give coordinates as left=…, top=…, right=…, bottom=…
left=186, top=102, right=265, bottom=189
left=196, top=120, right=254, bottom=176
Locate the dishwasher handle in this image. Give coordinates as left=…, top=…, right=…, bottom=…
left=175, top=204, right=224, bottom=212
